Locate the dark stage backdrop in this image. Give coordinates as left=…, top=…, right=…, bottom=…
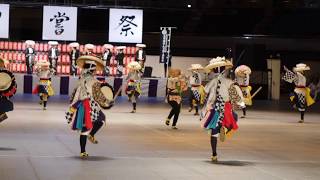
left=4, top=5, right=320, bottom=60
left=234, top=44, right=268, bottom=99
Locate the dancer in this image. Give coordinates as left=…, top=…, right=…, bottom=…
left=234, top=65, right=252, bottom=118
left=65, top=55, right=114, bottom=158
left=282, top=63, right=315, bottom=123
left=32, top=60, right=55, bottom=110
left=102, top=44, right=113, bottom=76
left=84, top=44, right=95, bottom=55
left=0, top=58, right=17, bottom=122
left=125, top=61, right=142, bottom=113
left=69, top=42, right=80, bottom=76
left=188, top=64, right=205, bottom=116
left=165, top=68, right=187, bottom=129
left=48, top=41, right=60, bottom=74
left=115, top=46, right=125, bottom=77
left=83, top=44, right=96, bottom=55
left=25, top=40, right=36, bottom=74
left=200, top=56, right=245, bottom=162
left=135, top=44, right=146, bottom=73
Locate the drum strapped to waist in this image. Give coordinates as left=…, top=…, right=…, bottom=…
left=92, top=81, right=114, bottom=109
left=0, top=69, right=17, bottom=98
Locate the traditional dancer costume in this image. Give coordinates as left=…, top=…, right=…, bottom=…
left=25, top=40, right=36, bottom=74
left=135, top=44, right=146, bottom=74
left=65, top=55, right=114, bottom=158
left=102, top=44, right=113, bottom=76
left=115, top=46, right=125, bottom=77
left=282, top=63, right=315, bottom=123
left=126, top=61, right=142, bottom=113
left=235, top=65, right=252, bottom=118
left=69, top=42, right=80, bottom=76
left=188, top=64, right=205, bottom=116
left=200, top=57, right=245, bottom=162
left=48, top=41, right=59, bottom=74
left=0, top=58, right=17, bottom=122
left=165, top=69, right=188, bottom=129
left=84, top=44, right=95, bottom=56
left=32, top=60, right=55, bottom=110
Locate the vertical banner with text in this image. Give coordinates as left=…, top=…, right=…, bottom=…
left=42, top=6, right=78, bottom=41
left=159, top=27, right=172, bottom=64
left=109, top=8, right=143, bottom=43
left=0, top=4, right=10, bottom=39
left=160, top=28, right=167, bottom=63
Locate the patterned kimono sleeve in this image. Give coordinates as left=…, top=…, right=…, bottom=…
left=69, top=87, right=78, bottom=104
left=48, top=69, right=55, bottom=77
left=65, top=86, right=81, bottom=123
left=70, top=86, right=81, bottom=106
left=204, top=79, right=215, bottom=94
left=205, top=80, right=217, bottom=107
left=229, top=83, right=245, bottom=109
left=35, top=68, right=41, bottom=77
left=180, top=78, right=188, bottom=91
left=167, top=78, right=177, bottom=90
left=282, top=69, right=297, bottom=83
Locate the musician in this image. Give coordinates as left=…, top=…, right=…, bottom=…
left=66, top=55, right=114, bottom=158
left=102, top=44, right=113, bottom=76
left=84, top=44, right=95, bottom=55
left=282, top=63, right=315, bottom=123
left=188, top=64, right=205, bottom=116
left=135, top=44, right=146, bottom=73
left=48, top=41, right=60, bottom=74
left=126, top=61, right=142, bottom=113
left=165, top=68, right=188, bottom=129
left=0, top=57, right=17, bottom=122
left=32, top=60, right=55, bottom=110
left=25, top=40, right=36, bottom=74
left=235, top=65, right=252, bottom=118
left=115, top=46, right=126, bottom=77
left=200, top=56, right=245, bottom=162
left=69, top=42, right=80, bottom=76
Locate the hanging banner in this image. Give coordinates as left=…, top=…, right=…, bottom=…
left=0, top=4, right=10, bottom=39
left=160, top=28, right=169, bottom=64
left=108, top=8, right=143, bottom=43
left=159, top=27, right=174, bottom=64
left=42, top=6, right=78, bottom=41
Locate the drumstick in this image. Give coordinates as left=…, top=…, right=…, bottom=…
left=113, top=85, right=123, bottom=101
left=251, top=86, right=262, bottom=99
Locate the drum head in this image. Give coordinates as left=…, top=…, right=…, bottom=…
left=0, top=70, right=13, bottom=93
left=100, top=83, right=114, bottom=101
